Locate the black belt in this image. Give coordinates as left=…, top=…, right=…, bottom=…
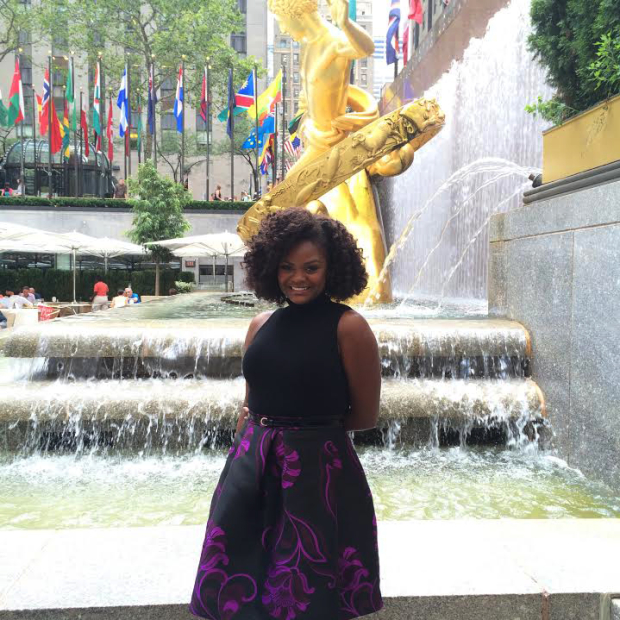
left=248, top=411, right=344, bottom=428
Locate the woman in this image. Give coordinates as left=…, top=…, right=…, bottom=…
left=190, top=208, right=383, bottom=620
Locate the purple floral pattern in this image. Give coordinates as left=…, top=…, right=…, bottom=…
left=190, top=419, right=383, bottom=620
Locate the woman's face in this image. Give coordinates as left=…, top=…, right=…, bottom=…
left=278, top=240, right=328, bottom=304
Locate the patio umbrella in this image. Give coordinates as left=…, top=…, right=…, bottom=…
left=147, top=232, right=246, bottom=292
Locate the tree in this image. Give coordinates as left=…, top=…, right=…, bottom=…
left=0, top=0, right=31, bottom=64
left=527, top=0, right=620, bottom=123
left=157, top=129, right=206, bottom=182
left=33, top=0, right=257, bottom=159
left=127, top=161, right=190, bottom=295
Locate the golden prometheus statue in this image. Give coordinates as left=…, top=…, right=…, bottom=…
left=237, top=0, right=445, bottom=303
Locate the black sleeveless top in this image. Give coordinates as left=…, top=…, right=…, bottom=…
left=242, top=294, right=352, bottom=418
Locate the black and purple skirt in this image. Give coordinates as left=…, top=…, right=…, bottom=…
left=189, top=414, right=383, bottom=620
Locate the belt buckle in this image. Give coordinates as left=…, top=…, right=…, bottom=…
left=260, top=416, right=269, bottom=427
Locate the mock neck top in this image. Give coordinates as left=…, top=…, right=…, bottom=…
left=242, top=294, right=352, bottom=418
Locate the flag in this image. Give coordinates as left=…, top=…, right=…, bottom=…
left=173, top=65, right=183, bottom=133
left=247, top=70, right=282, bottom=124
left=93, top=61, right=101, bottom=143
left=148, top=63, right=157, bottom=135
left=386, top=0, right=401, bottom=66
left=80, top=97, right=89, bottom=158
left=409, top=0, right=423, bottom=23
left=235, top=71, right=255, bottom=109
left=66, top=60, right=76, bottom=131
left=259, top=134, right=274, bottom=175
left=226, top=68, right=235, bottom=139
left=200, top=66, right=208, bottom=122
left=40, top=69, right=50, bottom=135
left=284, top=132, right=302, bottom=159
left=106, top=98, right=113, bottom=164
left=62, top=98, right=70, bottom=158
left=49, top=98, right=63, bottom=155
left=0, top=89, right=8, bottom=127
left=117, top=65, right=130, bottom=138
left=8, top=58, right=25, bottom=126
left=241, top=114, right=275, bottom=150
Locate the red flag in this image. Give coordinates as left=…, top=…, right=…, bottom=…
left=49, top=98, right=63, bottom=154
left=200, top=67, right=208, bottom=122
left=80, top=99, right=89, bottom=158
left=106, top=98, right=113, bottom=164
left=403, top=25, right=410, bottom=66
left=409, top=0, right=423, bottom=24
left=8, top=59, right=24, bottom=126
left=39, top=69, right=50, bottom=135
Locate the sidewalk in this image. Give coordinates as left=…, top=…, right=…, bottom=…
left=1, top=519, right=619, bottom=619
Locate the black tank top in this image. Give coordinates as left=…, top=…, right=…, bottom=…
left=242, top=294, right=352, bottom=418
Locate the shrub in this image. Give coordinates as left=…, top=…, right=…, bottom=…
left=174, top=280, right=196, bottom=294
left=528, top=0, right=620, bottom=124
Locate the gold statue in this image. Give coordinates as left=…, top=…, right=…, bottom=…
left=238, top=0, right=445, bottom=303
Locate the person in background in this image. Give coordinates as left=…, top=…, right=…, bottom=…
left=213, top=185, right=223, bottom=201
left=2, top=183, right=13, bottom=196
left=112, top=290, right=128, bottom=308
left=91, top=276, right=109, bottom=312
left=183, top=176, right=189, bottom=191
left=124, top=287, right=140, bottom=304
left=16, top=176, right=25, bottom=196
left=21, top=287, right=35, bottom=303
left=114, top=179, right=128, bottom=199
left=9, top=291, right=33, bottom=309
left=168, top=288, right=178, bottom=296
left=29, top=287, right=42, bottom=301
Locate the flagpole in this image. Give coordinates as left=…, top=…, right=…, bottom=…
left=137, top=94, right=141, bottom=165
left=127, top=60, right=131, bottom=178
left=253, top=65, right=259, bottom=198
left=79, top=88, right=84, bottom=196
left=280, top=62, right=286, bottom=183
left=16, top=50, right=25, bottom=184
left=71, top=54, right=78, bottom=197
left=205, top=61, right=210, bottom=201
left=273, top=101, right=278, bottom=187
left=181, top=56, right=185, bottom=186
left=98, top=55, right=104, bottom=198
left=32, top=91, right=38, bottom=195
left=48, top=53, right=53, bottom=198
left=230, top=66, right=234, bottom=203
left=151, top=56, right=157, bottom=168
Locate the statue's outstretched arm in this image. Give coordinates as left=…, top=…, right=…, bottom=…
left=328, top=0, right=374, bottom=59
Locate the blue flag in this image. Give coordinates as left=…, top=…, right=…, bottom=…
left=147, top=63, right=157, bottom=135
left=173, top=65, right=183, bottom=133
left=386, top=0, right=400, bottom=66
left=241, top=115, right=275, bottom=150
left=116, top=65, right=131, bottom=137
left=226, top=68, right=235, bottom=139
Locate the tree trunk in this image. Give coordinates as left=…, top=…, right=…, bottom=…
left=155, top=259, right=160, bottom=296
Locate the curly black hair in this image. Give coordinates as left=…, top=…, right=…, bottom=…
left=243, top=208, right=368, bottom=304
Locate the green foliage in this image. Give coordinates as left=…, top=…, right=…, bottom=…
left=528, top=0, right=620, bottom=124
left=127, top=161, right=190, bottom=263
left=0, top=0, right=31, bottom=63
left=0, top=268, right=194, bottom=301
left=185, top=200, right=250, bottom=211
left=174, top=280, right=196, bottom=294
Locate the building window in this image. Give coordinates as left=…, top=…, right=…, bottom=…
left=162, top=112, right=176, bottom=130
left=361, top=58, right=367, bottom=68
left=278, top=38, right=290, bottom=48
left=160, top=77, right=175, bottom=111
left=361, top=74, right=367, bottom=86
left=20, top=56, right=32, bottom=85
left=231, top=34, right=246, bottom=53
left=293, top=53, right=299, bottom=63
left=293, top=72, right=299, bottom=84
left=196, top=110, right=213, bottom=134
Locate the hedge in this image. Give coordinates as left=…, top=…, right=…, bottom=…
left=0, top=268, right=195, bottom=302
left=0, top=196, right=252, bottom=212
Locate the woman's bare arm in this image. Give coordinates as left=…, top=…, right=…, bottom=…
left=235, top=310, right=273, bottom=434
left=337, top=311, right=381, bottom=431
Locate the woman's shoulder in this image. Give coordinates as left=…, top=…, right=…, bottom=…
left=336, top=307, right=373, bottom=340
left=244, top=310, right=277, bottom=347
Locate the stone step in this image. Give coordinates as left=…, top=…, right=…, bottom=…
left=0, top=378, right=547, bottom=452
left=1, top=519, right=618, bottom=619
left=0, top=318, right=531, bottom=379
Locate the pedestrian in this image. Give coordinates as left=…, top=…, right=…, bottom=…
left=213, top=184, right=222, bottom=201
left=91, top=276, right=109, bottom=312
left=114, top=179, right=127, bottom=199
left=16, top=176, right=25, bottom=196
left=2, top=183, right=13, bottom=197
left=189, top=208, right=383, bottom=620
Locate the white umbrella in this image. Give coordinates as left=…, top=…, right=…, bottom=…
left=147, top=232, right=246, bottom=292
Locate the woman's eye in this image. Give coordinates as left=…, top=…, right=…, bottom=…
left=306, top=267, right=317, bottom=273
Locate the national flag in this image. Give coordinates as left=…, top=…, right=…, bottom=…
left=106, top=97, right=113, bottom=164
left=62, top=98, right=70, bottom=158
left=241, top=114, right=275, bottom=150
left=409, top=0, right=423, bottom=24
left=40, top=69, right=50, bottom=135
left=93, top=61, right=101, bottom=142
left=173, top=65, right=183, bottom=134
left=49, top=98, right=63, bottom=155
left=284, top=131, right=302, bottom=159
left=386, top=0, right=401, bottom=66
left=226, top=68, right=235, bottom=139
left=0, top=89, right=8, bottom=127
left=65, top=60, right=76, bottom=131
left=147, top=63, right=157, bottom=135
left=7, top=59, right=25, bottom=126
left=235, top=70, right=255, bottom=109
left=80, top=97, right=89, bottom=158
left=247, top=70, right=282, bottom=124
left=200, top=66, right=209, bottom=122
left=117, top=65, right=130, bottom=138
left=259, top=134, right=274, bottom=175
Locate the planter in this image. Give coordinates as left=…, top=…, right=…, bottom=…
left=543, top=93, right=620, bottom=184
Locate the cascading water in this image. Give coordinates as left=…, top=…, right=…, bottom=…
left=379, top=0, right=554, bottom=302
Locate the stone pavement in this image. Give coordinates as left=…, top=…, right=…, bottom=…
left=1, top=519, right=619, bottom=619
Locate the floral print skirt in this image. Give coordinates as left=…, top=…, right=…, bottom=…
left=189, top=417, right=383, bottom=620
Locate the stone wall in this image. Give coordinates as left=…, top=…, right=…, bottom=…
left=489, top=178, right=620, bottom=490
